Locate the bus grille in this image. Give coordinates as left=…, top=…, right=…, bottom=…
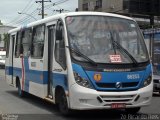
left=154, top=80, right=160, bottom=83
left=99, top=95, right=136, bottom=103
left=96, top=82, right=139, bottom=88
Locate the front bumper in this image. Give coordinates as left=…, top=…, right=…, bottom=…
left=69, top=82, right=153, bottom=110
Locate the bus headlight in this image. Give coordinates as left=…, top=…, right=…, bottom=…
left=142, top=76, right=152, bottom=88
left=73, top=72, right=93, bottom=89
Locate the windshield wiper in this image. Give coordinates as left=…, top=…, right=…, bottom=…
left=66, top=46, right=97, bottom=66
left=113, top=40, right=138, bottom=66
left=109, top=31, right=138, bottom=66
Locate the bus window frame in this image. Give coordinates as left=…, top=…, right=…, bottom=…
left=54, top=19, right=67, bottom=70
left=14, top=31, right=23, bottom=58
left=30, top=24, right=45, bottom=59
left=21, top=28, right=32, bottom=57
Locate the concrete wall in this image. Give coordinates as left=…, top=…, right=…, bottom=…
left=78, top=0, right=123, bottom=13
left=102, top=0, right=123, bottom=12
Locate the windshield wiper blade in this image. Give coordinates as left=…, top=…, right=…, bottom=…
left=109, top=31, right=138, bottom=65
left=66, top=46, right=97, bottom=66
left=113, top=41, right=138, bottom=66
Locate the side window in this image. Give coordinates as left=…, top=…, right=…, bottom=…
left=15, top=32, right=22, bottom=58
left=21, top=28, right=32, bottom=57
left=55, top=20, right=66, bottom=69
left=31, top=25, right=45, bottom=58
left=6, top=34, right=10, bottom=58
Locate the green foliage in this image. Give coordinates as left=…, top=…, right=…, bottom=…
left=0, top=20, right=3, bottom=25
left=3, top=33, right=9, bottom=42
left=3, top=33, right=9, bottom=47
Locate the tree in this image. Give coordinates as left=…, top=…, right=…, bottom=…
left=3, top=33, right=9, bottom=49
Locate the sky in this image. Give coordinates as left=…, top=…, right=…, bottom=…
left=0, top=0, right=78, bottom=27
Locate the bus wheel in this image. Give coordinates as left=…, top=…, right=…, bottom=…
left=125, top=107, right=141, bottom=113
left=17, top=81, right=24, bottom=97
left=58, top=90, right=70, bottom=115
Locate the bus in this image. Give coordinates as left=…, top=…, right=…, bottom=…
left=5, top=12, right=153, bottom=115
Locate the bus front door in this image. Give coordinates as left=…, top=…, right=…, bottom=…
left=47, top=25, right=55, bottom=98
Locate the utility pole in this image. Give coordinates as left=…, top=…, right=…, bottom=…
left=150, top=0, right=155, bottom=63
left=59, top=9, right=63, bottom=13
left=36, top=0, right=51, bottom=19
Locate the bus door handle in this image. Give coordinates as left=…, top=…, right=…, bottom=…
left=53, top=69, right=63, bottom=72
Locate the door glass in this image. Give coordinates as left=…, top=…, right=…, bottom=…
left=48, top=25, right=55, bottom=97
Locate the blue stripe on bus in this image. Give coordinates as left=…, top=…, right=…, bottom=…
left=5, top=66, right=68, bottom=91
left=52, top=73, right=68, bottom=90
left=5, top=66, right=13, bottom=75
left=12, top=67, right=48, bottom=84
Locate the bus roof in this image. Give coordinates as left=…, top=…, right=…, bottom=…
left=8, top=12, right=134, bottom=34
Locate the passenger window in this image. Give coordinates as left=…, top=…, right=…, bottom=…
left=21, top=28, right=32, bottom=57
left=55, top=20, right=66, bottom=69
left=31, top=25, right=45, bottom=58
left=15, top=32, right=22, bottom=58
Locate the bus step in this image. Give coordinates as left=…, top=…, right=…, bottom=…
left=9, top=84, right=14, bottom=87
left=44, top=97, right=54, bottom=103
left=48, top=95, right=53, bottom=99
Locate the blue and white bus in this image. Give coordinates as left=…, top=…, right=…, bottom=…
left=5, top=12, right=152, bottom=115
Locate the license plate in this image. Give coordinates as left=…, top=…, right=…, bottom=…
left=111, top=103, right=126, bottom=109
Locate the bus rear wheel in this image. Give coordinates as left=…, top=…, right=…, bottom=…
left=125, top=107, right=141, bottom=113
left=58, top=90, right=70, bottom=115
left=17, top=80, right=24, bottom=97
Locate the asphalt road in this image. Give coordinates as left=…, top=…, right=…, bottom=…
left=0, top=69, right=160, bottom=120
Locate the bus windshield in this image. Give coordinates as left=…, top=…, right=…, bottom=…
left=66, top=15, right=149, bottom=64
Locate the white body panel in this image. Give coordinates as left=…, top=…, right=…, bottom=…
left=29, top=81, right=47, bottom=98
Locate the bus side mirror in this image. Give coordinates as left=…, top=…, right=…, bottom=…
left=56, top=20, right=63, bottom=41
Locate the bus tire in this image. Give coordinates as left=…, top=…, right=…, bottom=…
left=17, top=80, right=24, bottom=97
left=58, top=89, right=70, bottom=115
left=125, top=107, right=141, bottom=113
